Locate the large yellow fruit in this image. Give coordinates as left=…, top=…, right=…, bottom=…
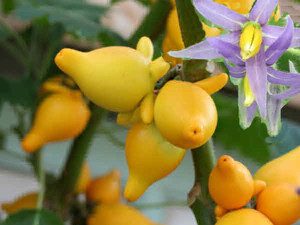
left=215, top=209, right=273, bottom=225
left=154, top=77, right=223, bottom=149
left=256, top=183, right=300, bottom=225
left=88, top=203, right=159, bottom=225
left=124, top=123, right=185, bottom=202
left=1, top=193, right=37, bottom=214
left=75, top=162, right=91, bottom=194
left=209, top=155, right=266, bottom=212
left=21, top=90, right=90, bottom=153
left=254, top=146, right=300, bottom=186
left=86, top=170, right=121, bottom=204
left=55, top=37, right=169, bottom=124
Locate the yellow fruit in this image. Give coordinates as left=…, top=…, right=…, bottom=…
left=162, top=9, right=184, bottom=66
left=1, top=193, right=37, bottom=214
left=86, top=170, right=121, bottom=204
left=216, top=0, right=255, bottom=14
left=21, top=90, right=90, bottom=153
left=209, top=155, right=266, bottom=211
left=256, top=183, right=300, bottom=225
left=40, top=76, right=76, bottom=95
left=124, top=123, right=185, bottom=202
left=215, top=208, right=273, bottom=225
left=202, top=22, right=222, bottom=38
left=88, top=203, right=159, bottom=225
left=75, top=162, right=91, bottom=193
left=154, top=78, right=222, bottom=149
left=55, top=37, right=169, bottom=124
left=254, top=146, right=300, bottom=186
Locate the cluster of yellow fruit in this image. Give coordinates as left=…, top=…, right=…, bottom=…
left=210, top=146, right=300, bottom=225
left=21, top=76, right=91, bottom=153
left=1, top=166, right=159, bottom=225
left=54, top=36, right=228, bottom=202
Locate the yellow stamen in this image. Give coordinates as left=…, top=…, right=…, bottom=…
left=244, top=75, right=255, bottom=107
left=240, top=23, right=263, bottom=61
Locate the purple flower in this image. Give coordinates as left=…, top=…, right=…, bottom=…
left=169, top=0, right=300, bottom=136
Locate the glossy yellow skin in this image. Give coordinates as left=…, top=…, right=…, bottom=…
left=255, top=146, right=300, bottom=186
left=209, top=155, right=266, bottom=211
left=216, top=209, right=273, bottom=225
left=256, top=183, right=300, bottom=225
left=55, top=37, right=169, bottom=121
left=40, top=76, right=76, bottom=95
left=1, top=193, right=37, bottom=214
left=88, top=203, right=159, bottom=225
left=21, top=90, right=90, bottom=153
left=240, top=23, right=263, bottom=60
left=154, top=78, right=221, bottom=149
left=86, top=170, right=121, bottom=204
left=75, top=162, right=91, bottom=193
left=124, top=123, right=185, bottom=202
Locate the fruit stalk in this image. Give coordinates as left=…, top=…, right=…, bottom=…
left=175, top=0, right=216, bottom=224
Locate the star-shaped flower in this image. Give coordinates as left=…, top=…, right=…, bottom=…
left=169, top=0, right=300, bottom=136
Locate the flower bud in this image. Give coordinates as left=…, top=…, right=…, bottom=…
left=240, top=23, right=262, bottom=60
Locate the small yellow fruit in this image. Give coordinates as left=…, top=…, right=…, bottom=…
left=254, top=146, right=300, bottom=186
left=75, top=162, right=91, bottom=193
left=215, top=208, right=273, bottom=225
left=21, top=90, right=90, bottom=153
left=154, top=80, right=218, bottom=149
left=209, top=155, right=266, bottom=210
left=1, top=193, right=37, bottom=214
left=256, top=183, right=300, bottom=225
left=124, top=123, right=185, bottom=202
left=40, top=76, right=76, bottom=95
left=55, top=37, right=169, bottom=124
left=86, top=170, right=121, bottom=204
left=88, top=203, right=159, bottom=225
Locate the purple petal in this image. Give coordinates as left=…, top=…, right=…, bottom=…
left=265, top=16, right=294, bottom=65
left=168, top=39, right=222, bottom=60
left=246, top=45, right=268, bottom=119
left=219, top=31, right=240, bottom=45
left=193, top=0, right=247, bottom=31
left=225, top=63, right=246, bottom=78
left=267, top=67, right=300, bottom=85
left=263, top=25, right=300, bottom=48
left=249, top=0, right=278, bottom=25
left=207, top=38, right=245, bottom=66
left=271, top=87, right=300, bottom=99
left=265, top=87, right=284, bottom=136
left=238, top=82, right=258, bottom=129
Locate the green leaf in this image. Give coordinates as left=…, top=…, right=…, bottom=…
left=0, top=76, right=38, bottom=108
left=1, top=209, right=63, bottom=225
left=111, top=0, right=152, bottom=6
left=1, top=0, right=15, bottom=14
left=13, top=0, right=107, bottom=38
left=276, top=48, right=300, bottom=72
left=213, top=94, right=271, bottom=164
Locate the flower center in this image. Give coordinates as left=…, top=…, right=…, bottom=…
left=240, top=22, right=263, bottom=61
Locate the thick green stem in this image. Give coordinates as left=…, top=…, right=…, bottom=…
left=55, top=104, right=104, bottom=209
left=175, top=0, right=216, bottom=224
left=128, top=0, right=171, bottom=47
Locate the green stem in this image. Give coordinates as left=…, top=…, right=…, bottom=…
left=33, top=150, right=45, bottom=225
left=56, top=104, right=104, bottom=203
left=155, top=64, right=182, bottom=89
left=128, top=0, right=171, bottom=47
left=175, top=0, right=216, bottom=224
